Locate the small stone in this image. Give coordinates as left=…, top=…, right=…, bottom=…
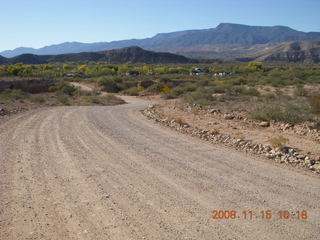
left=280, top=146, right=291, bottom=154
left=259, top=121, right=270, bottom=127
left=266, top=153, right=276, bottom=159
left=209, top=109, right=221, bottom=114
left=313, top=164, right=320, bottom=170
left=263, top=145, right=272, bottom=152
left=305, top=158, right=316, bottom=166
left=283, top=123, right=294, bottom=130
left=224, top=113, right=235, bottom=120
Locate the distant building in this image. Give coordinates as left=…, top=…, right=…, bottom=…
left=213, top=72, right=230, bottom=77
left=125, top=71, right=140, bottom=76
left=190, top=68, right=205, bottom=76
left=65, top=73, right=75, bottom=78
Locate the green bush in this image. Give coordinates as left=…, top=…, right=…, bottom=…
left=50, top=82, right=77, bottom=96
left=309, top=94, right=320, bottom=114
left=161, top=91, right=177, bottom=99
left=76, top=88, right=101, bottom=97
left=29, top=95, right=46, bottom=103
left=98, top=77, right=124, bottom=92
left=102, top=94, right=124, bottom=104
left=56, top=93, right=69, bottom=104
left=162, top=83, right=198, bottom=99
left=183, top=87, right=214, bottom=105
left=86, top=95, right=101, bottom=104
left=250, top=101, right=312, bottom=124
left=294, top=85, right=308, bottom=97
left=212, top=82, right=232, bottom=94
left=122, top=87, right=139, bottom=96
left=147, top=82, right=167, bottom=93
left=85, top=94, right=124, bottom=105
left=259, top=93, right=277, bottom=101
left=0, top=89, right=28, bottom=100
left=241, top=87, right=260, bottom=96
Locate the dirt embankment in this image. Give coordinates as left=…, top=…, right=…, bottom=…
left=142, top=101, right=320, bottom=175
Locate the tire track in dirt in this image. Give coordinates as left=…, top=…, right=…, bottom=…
left=0, top=98, right=320, bottom=240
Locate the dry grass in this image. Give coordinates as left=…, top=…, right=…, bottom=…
left=268, top=136, right=289, bottom=148
left=234, top=132, right=245, bottom=140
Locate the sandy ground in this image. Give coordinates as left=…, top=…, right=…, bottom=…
left=0, top=97, right=320, bottom=240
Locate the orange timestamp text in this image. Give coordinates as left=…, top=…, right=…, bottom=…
left=211, top=210, right=308, bottom=220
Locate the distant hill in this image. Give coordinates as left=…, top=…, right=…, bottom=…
left=1, top=23, right=320, bottom=59
left=252, top=40, right=320, bottom=63
left=0, top=46, right=192, bottom=64
left=0, top=56, right=7, bottom=64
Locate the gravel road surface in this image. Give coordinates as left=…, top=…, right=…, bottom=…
left=0, top=97, right=319, bottom=240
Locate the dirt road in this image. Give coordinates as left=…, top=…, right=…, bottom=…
left=0, top=97, right=319, bottom=240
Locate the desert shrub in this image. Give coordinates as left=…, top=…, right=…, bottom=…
left=234, top=132, right=245, bottom=140
left=241, top=87, right=260, bottom=96
left=139, top=80, right=154, bottom=88
left=29, top=95, right=46, bottom=103
left=147, top=82, right=167, bottom=93
left=259, top=93, right=277, bottom=101
left=103, top=94, right=121, bottom=102
left=163, top=83, right=198, bottom=99
left=162, top=91, right=177, bottom=99
left=230, top=77, right=247, bottom=85
left=98, top=77, right=123, bottom=93
left=86, top=95, right=101, bottom=104
left=269, top=136, right=289, bottom=148
left=56, top=93, right=69, bottom=104
left=84, top=94, right=124, bottom=105
left=0, top=89, right=28, bottom=100
left=182, top=83, right=197, bottom=92
left=174, top=117, right=187, bottom=126
left=248, top=62, right=263, bottom=71
left=197, top=79, right=209, bottom=87
left=250, top=101, right=312, bottom=124
left=309, top=94, right=320, bottom=114
left=183, top=87, right=214, bottom=105
left=159, top=78, right=172, bottom=84
left=100, top=94, right=125, bottom=105
left=211, top=128, right=220, bottom=135
left=212, top=82, right=233, bottom=94
left=212, top=86, right=227, bottom=94
left=172, top=86, right=187, bottom=97
left=294, top=85, right=308, bottom=97
left=50, top=82, right=77, bottom=96
left=122, top=87, right=139, bottom=96
left=137, top=82, right=144, bottom=92
left=268, top=78, right=286, bottom=87
left=77, top=89, right=101, bottom=96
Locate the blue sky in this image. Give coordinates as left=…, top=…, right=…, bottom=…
left=1, top=0, right=320, bottom=51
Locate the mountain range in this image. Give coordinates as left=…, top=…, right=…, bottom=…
left=0, top=47, right=192, bottom=65
left=1, top=23, right=320, bottom=59
left=1, top=40, right=320, bottom=65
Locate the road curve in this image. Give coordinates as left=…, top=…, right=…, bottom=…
left=0, top=97, right=319, bottom=240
